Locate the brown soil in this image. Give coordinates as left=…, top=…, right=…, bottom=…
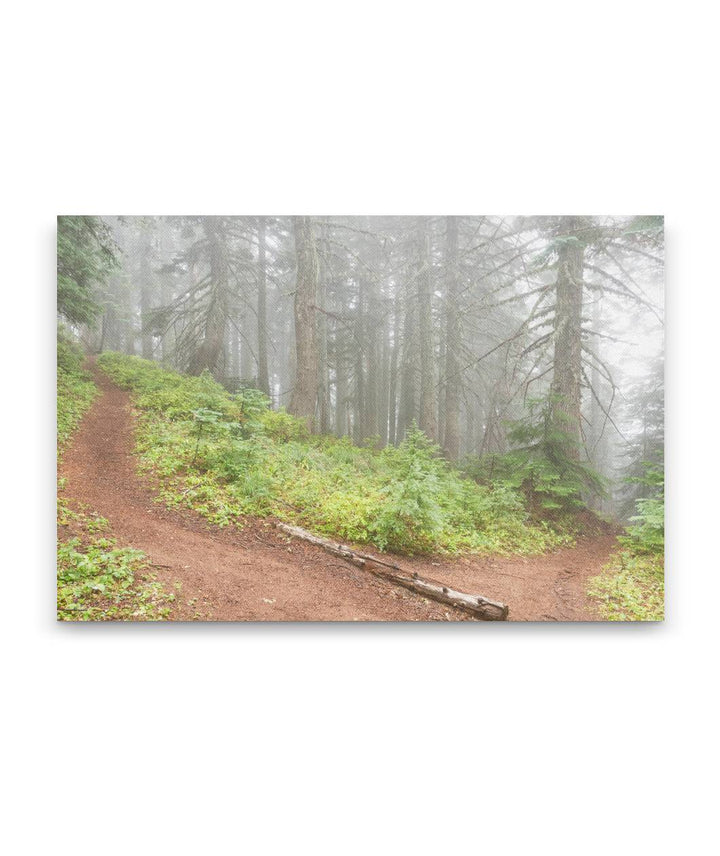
left=59, top=364, right=618, bottom=621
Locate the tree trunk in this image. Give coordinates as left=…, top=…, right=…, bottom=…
left=550, top=217, right=585, bottom=459
left=239, top=304, right=253, bottom=381
left=416, top=218, right=437, bottom=441
left=388, top=286, right=400, bottom=444
left=139, top=222, right=154, bottom=361
left=289, top=216, right=319, bottom=429
left=378, top=288, right=390, bottom=447
left=256, top=217, right=270, bottom=395
left=442, top=216, right=461, bottom=460
left=317, top=221, right=331, bottom=433
left=188, top=218, right=229, bottom=376
left=363, top=274, right=381, bottom=441
left=334, top=333, right=348, bottom=437
left=397, top=280, right=418, bottom=440
left=230, top=319, right=240, bottom=378
left=353, top=275, right=365, bottom=443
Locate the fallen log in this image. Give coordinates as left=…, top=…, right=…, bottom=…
left=274, top=522, right=509, bottom=621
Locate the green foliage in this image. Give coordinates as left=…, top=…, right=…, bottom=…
left=98, top=352, right=269, bottom=423
left=620, top=462, right=664, bottom=554
left=57, top=216, right=118, bottom=326
left=57, top=330, right=97, bottom=450
left=57, top=347, right=175, bottom=620
left=623, top=215, right=664, bottom=237
left=588, top=462, right=664, bottom=621
left=57, top=497, right=176, bottom=621
left=588, top=552, right=664, bottom=621
left=261, top=408, right=311, bottom=442
left=363, top=428, right=445, bottom=551
left=98, top=354, right=574, bottom=555
left=465, top=397, right=604, bottom=513
left=624, top=497, right=664, bottom=554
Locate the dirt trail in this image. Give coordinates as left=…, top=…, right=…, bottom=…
left=60, top=365, right=617, bottom=621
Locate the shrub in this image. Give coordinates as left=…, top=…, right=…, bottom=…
left=57, top=502, right=175, bottom=620
left=261, top=408, right=311, bottom=442
left=97, top=353, right=574, bottom=556
left=588, top=463, right=664, bottom=620
left=588, top=552, right=664, bottom=621
left=621, top=464, right=664, bottom=555
left=465, top=397, right=604, bottom=514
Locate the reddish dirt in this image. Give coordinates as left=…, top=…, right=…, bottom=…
left=60, top=365, right=618, bottom=621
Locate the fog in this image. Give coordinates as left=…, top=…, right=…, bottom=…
left=60, top=214, right=664, bottom=519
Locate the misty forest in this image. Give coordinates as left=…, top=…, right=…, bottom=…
left=57, top=215, right=664, bottom=621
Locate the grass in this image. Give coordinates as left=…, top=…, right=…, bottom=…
left=57, top=334, right=176, bottom=621
left=588, top=551, right=664, bottom=621
left=97, top=351, right=577, bottom=556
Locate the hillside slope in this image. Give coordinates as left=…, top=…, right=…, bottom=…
left=58, top=361, right=616, bottom=620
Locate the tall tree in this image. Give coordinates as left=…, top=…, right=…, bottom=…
left=416, top=218, right=437, bottom=441
left=549, top=216, right=586, bottom=459
left=137, top=218, right=155, bottom=360
left=57, top=216, right=118, bottom=327
left=188, top=217, right=231, bottom=375
left=289, top=216, right=319, bottom=428
left=442, top=216, right=461, bottom=460
left=256, top=217, right=270, bottom=395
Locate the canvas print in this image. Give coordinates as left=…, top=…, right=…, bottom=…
left=57, top=216, right=664, bottom=621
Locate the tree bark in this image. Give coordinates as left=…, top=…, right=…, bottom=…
left=230, top=320, right=240, bottom=379
left=550, top=217, right=585, bottom=459
left=442, top=216, right=461, bottom=460
left=334, top=332, right=348, bottom=437
left=397, top=280, right=418, bottom=440
left=256, top=217, right=270, bottom=395
left=388, top=286, right=400, bottom=445
left=289, top=216, right=319, bottom=429
left=416, top=218, right=438, bottom=442
left=363, top=274, right=381, bottom=441
left=317, top=221, right=331, bottom=433
left=188, top=217, right=229, bottom=376
left=139, top=221, right=154, bottom=361
left=378, top=287, right=390, bottom=447
left=353, top=275, right=365, bottom=443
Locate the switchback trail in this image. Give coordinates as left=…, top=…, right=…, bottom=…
left=60, top=364, right=618, bottom=621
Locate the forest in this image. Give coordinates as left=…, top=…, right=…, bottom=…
left=57, top=214, right=664, bottom=621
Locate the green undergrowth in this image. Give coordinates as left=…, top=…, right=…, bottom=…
left=57, top=335, right=176, bottom=620
left=57, top=491, right=177, bottom=620
left=588, top=551, right=664, bottom=621
left=57, top=332, right=97, bottom=449
left=588, top=464, right=664, bottom=621
left=97, top=351, right=577, bottom=556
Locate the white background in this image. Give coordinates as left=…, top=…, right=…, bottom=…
left=2, top=2, right=717, bottom=854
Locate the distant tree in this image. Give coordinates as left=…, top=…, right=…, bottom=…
left=256, top=217, right=271, bottom=395
left=442, top=216, right=461, bottom=459
left=78, top=213, right=663, bottom=521
left=147, top=216, right=258, bottom=378
left=57, top=216, right=118, bottom=326
left=289, top=216, right=320, bottom=427
left=187, top=217, right=232, bottom=375
left=416, top=218, right=437, bottom=442
left=620, top=356, right=664, bottom=515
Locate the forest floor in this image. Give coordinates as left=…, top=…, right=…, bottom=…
left=59, top=363, right=618, bottom=622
